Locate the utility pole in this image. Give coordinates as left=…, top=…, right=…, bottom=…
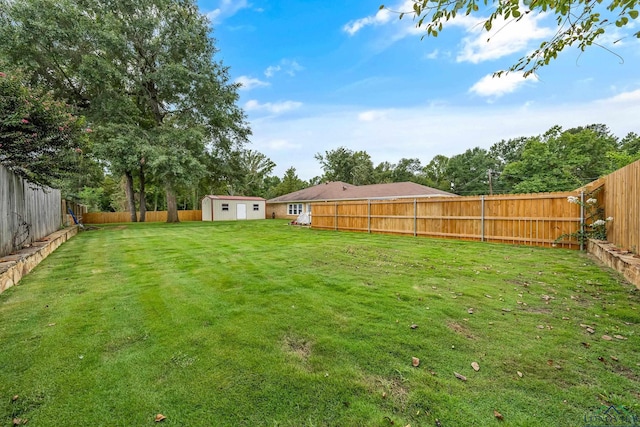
left=488, top=169, right=493, bottom=195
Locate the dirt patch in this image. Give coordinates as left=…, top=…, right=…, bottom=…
left=447, top=321, right=476, bottom=339
left=365, top=375, right=410, bottom=409
left=282, top=334, right=312, bottom=361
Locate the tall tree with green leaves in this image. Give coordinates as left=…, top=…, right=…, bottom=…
left=0, top=0, right=250, bottom=223
left=445, top=147, right=498, bottom=195
left=315, top=147, right=375, bottom=185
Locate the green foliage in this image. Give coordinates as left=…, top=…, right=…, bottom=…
left=0, top=0, right=250, bottom=221
left=445, top=147, right=499, bottom=195
left=382, top=0, right=640, bottom=75
left=555, top=192, right=613, bottom=246
left=315, top=147, right=375, bottom=185
left=271, top=167, right=307, bottom=197
left=0, top=68, right=88, bottom=187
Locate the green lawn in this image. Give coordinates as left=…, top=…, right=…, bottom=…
left=1, top=220, right=638, bottom=426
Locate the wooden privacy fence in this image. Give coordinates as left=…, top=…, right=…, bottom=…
left=83, top=210, right=202, bottom=224
left=600, top=159, right=640, bottom=252
left=311, top=192, right=583, bottom=249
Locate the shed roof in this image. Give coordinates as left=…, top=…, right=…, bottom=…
left=203, top=195, right=266, bottom=201
left=267, top=181, right=455, bottom=203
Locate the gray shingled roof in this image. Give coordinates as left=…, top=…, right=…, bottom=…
left=267, top=181, right=455, bottom=203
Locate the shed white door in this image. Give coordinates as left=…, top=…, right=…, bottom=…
left=236, top=203, right=247, bottom=220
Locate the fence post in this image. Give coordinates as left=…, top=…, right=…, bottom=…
left=481, top=195, right=485, bottom=242
left=334, top=202, right=338, bottom=231
left=368, top=199, right=371, bottom=234
left=580, top=191, right=585, bottom=251
left=414, top=198, right=417, bottom=237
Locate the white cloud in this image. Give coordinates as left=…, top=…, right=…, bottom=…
left=266, top=139, right=302, bottom=150
left=343, top=7, right=393, bottom=35
left=424, top=49, right=440, bottom=60
left=247, top=90, right=640, bottom=181
left=206, top=0, right=251, bottom=24
left=358, top=110, right=389, bottom=121
left=244, top=99, right=303, bottom=114
left=598, top=89, right=640, bottom=104
left=469, top=72, right=538, bottom=97
left=455, top=13, right=554, bottom=63
left=235, top=76, right=270, bottom=91
left=264, top=59, right=304, bottom=78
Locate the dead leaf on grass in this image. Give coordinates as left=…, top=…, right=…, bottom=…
left=517, top=371, right=523, bottom=378
left=494, top=410, right=504, bottom=420
left=454, top=372, right=467, bottom=381
left=471, top=362, right=480, bottom=371
left=614, top=335, right=627, bottom=340
left=155, top=414, right=166, bottom=422
left=582, top=342, right=591, bottom=348
left=611, top=356, right=619, bottom=361
left=602, top=335, right=613, bottom=341
left=410, top=324, right=418, bottom=329
left=467, top=308, right=474, bottom=314
left=587, top=327, right=595, bottom=334
left=12, top=395, right=18, bottom=402
left=12, top=419, right=27, bottom=426
left=412, top=357, right=420, bottom=367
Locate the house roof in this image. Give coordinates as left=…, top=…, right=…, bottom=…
left=203, top=195, right=266, bottom=201
left=267, top=181, right=455, bottom=203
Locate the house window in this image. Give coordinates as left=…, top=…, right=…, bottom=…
left=288, top=203, right=303, bottom=215
left=222, top=203, right=229, bottom=211
left=253, top=204, right=260, bottom=211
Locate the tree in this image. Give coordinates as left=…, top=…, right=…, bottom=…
left=271, top=167, right=307, bottom=197
left=1, top=0, right=250, bottom=223
left=422, top=155, right=451, bottom=191
left=315, top=147, right=375, bottom=185
left=502, top=124, right=620, bottom=192
left=445, top=147, right=498, bottom=195
left=381, top=0, right=640, bottom=76
left=0, top=68, right=87, bottom=187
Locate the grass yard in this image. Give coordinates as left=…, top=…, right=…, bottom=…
left=0, top=220, right=639, bottom=426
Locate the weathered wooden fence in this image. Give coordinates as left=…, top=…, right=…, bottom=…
left=0, top=164, right=62, bottom=257
left=600, top=159, right=640, bottom=252
left=83, top=210, right=202, bottom=224
left=312, top=192, right=582, bottom=249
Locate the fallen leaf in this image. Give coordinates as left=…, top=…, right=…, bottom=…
left=410, top=324, right=418, bottom=329
left=517, top=371, right=523, bottom=378
left=494, top=410, right=504, bottom=420
left=468, top=308, right=474, bottom=314
left=435, top=419, right=442, bottom=427
left=611, top=356, right=619, bottom=361
left=580, top=324, right=590, bottom=328
left=155, top=414, right=166, bottom=422
left=614, top=335, right=627, bottom=340
left=598, top=356, right=605, bottom=362
left=581, top=342, right=591, bottom=348
left=412, top=357, right=420, bottom=367
left=471, top=362, right=480, bottom=371
left=537, top=325, right=545, bottom=329
left=602, top=335, right=613, bottom=341
left=12, top=395, right=18, bottom=402
left=485, top=294, right=492, bottom=298
left=547, top=359, right=553, bottom=366
left=454, top=372, right=467, bottom=381
left=12, top=419, right=27, bottom=426
left=502, top=308, right=512, bottom=312
left=382, top=392, right=387, bottom=399
left=586, top=327, right=595, bottom=334
left=562, top=317, right=570, bottom=320
left=47, top=323, right=56, bottom=327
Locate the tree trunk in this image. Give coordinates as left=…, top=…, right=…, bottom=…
left=124, top=171, right=137, bottom=222
left=139, top=164, right=147, bottom=222
left=166, top=186, right=179, bottom=223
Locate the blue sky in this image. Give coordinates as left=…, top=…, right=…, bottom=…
left=198, top=0, right=640, bottom=180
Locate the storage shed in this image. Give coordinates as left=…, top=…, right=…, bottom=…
left=202, top=195, right=266, bottom=221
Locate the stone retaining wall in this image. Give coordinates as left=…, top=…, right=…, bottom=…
left=0, top=226, right=78, bottom=295
left=587, top=239, right=640, bottom=289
